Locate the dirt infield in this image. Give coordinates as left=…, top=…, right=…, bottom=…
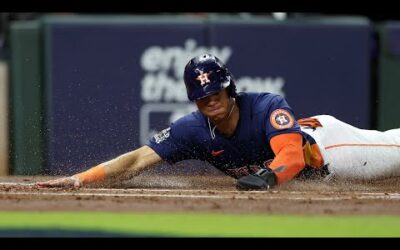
left=1, top=175, right=400, bottom=215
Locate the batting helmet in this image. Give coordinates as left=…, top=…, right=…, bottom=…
left=183, top=54, right=237, bottom=101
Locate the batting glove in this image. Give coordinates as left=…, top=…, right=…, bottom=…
left=236, top=168, right=277, bottom=191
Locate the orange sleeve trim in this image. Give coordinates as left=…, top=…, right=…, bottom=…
left=73, top=165, right=106, bottom=185
left=269, top=133, right=305, bottom=184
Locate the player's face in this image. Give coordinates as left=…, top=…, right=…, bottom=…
left=195, top=89, right=231, bottom=122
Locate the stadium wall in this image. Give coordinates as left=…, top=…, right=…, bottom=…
left=8, top=15, right=381, bottom=175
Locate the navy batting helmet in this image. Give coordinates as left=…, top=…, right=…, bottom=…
left=183, top=54, right=237, bottom=101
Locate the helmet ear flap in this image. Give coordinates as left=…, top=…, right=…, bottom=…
left=227, top=75, right=237, bottom=98
left=231, top=85, right=238, bottom=97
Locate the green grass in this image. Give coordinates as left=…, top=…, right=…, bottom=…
left=0, top=211, right=399, bottom=237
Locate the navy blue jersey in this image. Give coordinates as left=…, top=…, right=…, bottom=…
left=148, top=92, right=309, bottom=178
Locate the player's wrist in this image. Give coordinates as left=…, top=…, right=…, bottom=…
left=74, top=165, right=106, bottom=185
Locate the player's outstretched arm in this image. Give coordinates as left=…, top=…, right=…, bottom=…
left=35, top=145, right=162, bottom=188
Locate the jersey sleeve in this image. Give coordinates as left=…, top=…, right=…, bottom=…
left=146, top=119, right=197, bottom=164
left=264, top=95, right=301, bottom=142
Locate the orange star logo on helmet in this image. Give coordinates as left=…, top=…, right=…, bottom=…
left=270, top=109, right=295, bottom=129
left=196, top=71, right=212, bottom=86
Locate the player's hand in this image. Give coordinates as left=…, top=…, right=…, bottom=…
left=35, top=176, right=82, bottom=189
left=236, top=168, right=277, bottom=190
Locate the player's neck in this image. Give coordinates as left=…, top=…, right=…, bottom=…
left=211, top=99, right=239, bottom=137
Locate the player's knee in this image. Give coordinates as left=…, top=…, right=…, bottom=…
left=314, top=114, right=336, bottom=120
left=313, top=115, right=337, bottom=125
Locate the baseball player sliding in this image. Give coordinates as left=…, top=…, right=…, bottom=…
left=36, top=54, right=400, bottom=190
